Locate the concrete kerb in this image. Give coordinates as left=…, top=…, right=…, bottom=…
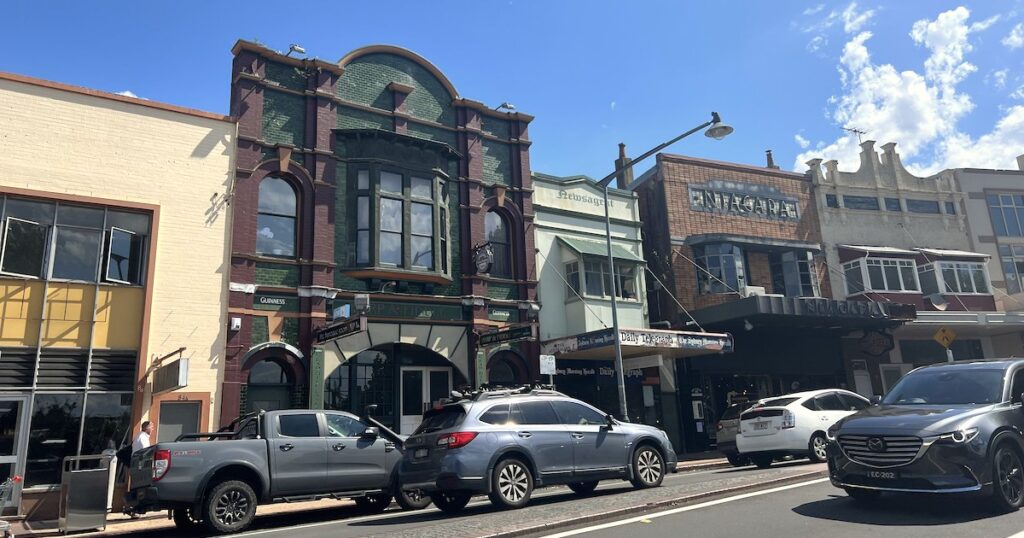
left=478, top=468, right=828, bottom=538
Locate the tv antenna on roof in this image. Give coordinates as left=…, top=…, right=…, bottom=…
left=843, top=126, right=868, bottom=143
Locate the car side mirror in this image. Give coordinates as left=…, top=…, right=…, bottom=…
left=604, top=414, right=616, bottom=429
left=360, top=426, right=379, bottom=439
left=869, top=395, right=881, bottom=406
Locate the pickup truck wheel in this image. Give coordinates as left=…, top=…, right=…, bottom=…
left=172, top=507, right=203, bottom=531
left=203, top=480, right=257, bottom=534
left=354, top=493, right=392, bottom=514
left=429, top=491, right=472, bottom=514
left=395, top=487, right=431, bottom=510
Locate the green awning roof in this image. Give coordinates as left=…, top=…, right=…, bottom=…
left=557, top=237, right=645, bottom=263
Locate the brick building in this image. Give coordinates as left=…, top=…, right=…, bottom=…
left=224, top=41, right=539, bottom=433
left=632, top=152, right=913, bottom=452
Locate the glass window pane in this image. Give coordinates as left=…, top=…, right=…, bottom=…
left=81, top=393, right=132, bottom=455
left=379, top=199, right=403, bottom=233
left=411, top=236, right=433, bottom=269
left=844, top=264, right=863, bottom=294
left=992, top=207, right=1009, bottom=236
left=411, top=203, right=433, bottom=236
left=356, top=230, right=369, bottom=264
left=26, top=393, right=84, bottom=487
left=883, top=264, right=901, bottom=291
left=972, top=266, right=989, bottom=293
left=512, top=401, right=558, bottom=425
left=411, top=177, right=433, bottom=199
left=585, top=262, right=604, bottom=296
left=957, top=265, right=974, bottom=292
left=256, top=214, right=296, bottom=257
left=52, top=227, right=101, bottom=281
left=480, top=404, right=510, bottom=425
left=885, top=198, right=902, bottom=211
left=944, top=201, right=956, bottom=215
left=325, top=413, right=366, bottom=437
left=380, top=232, right=402, bottom=265
left=1000, top=245, right=1012, bottom=256
left=942, top=265, right=959, bottom=292
left=900, top=264, right=918, bottom=291
left=357, top=170, right=369, bottom=190
left=380, top=171, right=403, bottom=194
left=867, top=263, right=885, bottom=290
left=106, top=210, right=150, bottom=234
left=249, top=360, right=289, bottom=384
left=825, top=194, right=839, bottom=208
left=1014, top=246, right=1024, bottom=257
left=1006, top=208, right=1022, bottom=236
left=843, top=196, right=879, bottom=210
left=2, top=218, right=47, bottom=277
left=401, top=370, right=423, bottom=416
left=57, top=205, right=104, bottom=228
left=906, top=199, right=941, bottom=214
left=551, top=401, right=605, bottom=425
left=357, top=197, right=369, bottom=229
left=486, top=212, right=508, bottom=243
left=106, top=228, right=143, bottom=284
left=278, top=414, right=320, bottom=437
left=6, top=198, right=55, bottom=223
left=919, top=267, right=939, bottom=295
left=258, top=177, right=297, bottom=216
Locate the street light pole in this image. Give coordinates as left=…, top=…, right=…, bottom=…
left=596, top=112, right=733, bottom=421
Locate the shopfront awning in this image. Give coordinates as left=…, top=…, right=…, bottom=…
left=691, top=295, right=917, bottom=332
left=915, top=248, right=990, bottom=259
left=540, top=326, right=733, bottom=361
left=557, top=237, right=645, bottom=263
left=838, top=245, right=918, bottom=256
left=678, top=234, right=821, bottom=253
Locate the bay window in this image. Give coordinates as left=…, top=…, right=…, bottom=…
left=350, top=167, right=449, bottom=277
left=695, top=243, right=744, bottom=294
left=577, top=257, right=639, bottom=300
left=841, top=258, right=918, bottom=295
left=770, top=250, right=819, bottom=297
left=918, top=261, right=991, bottom=295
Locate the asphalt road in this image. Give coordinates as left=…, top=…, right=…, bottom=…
left=114, top=461, right=824, bottom=538
left=542, top=479, right=1024, bottom=538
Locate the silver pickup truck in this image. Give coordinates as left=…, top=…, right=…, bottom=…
left=125, top=408, right=430, bottom=534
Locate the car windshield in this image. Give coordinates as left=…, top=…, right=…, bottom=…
left=882, top=368, right=1005, bottom=405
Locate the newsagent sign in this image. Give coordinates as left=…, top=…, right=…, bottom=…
left=689, top=180, right=800, bottom=221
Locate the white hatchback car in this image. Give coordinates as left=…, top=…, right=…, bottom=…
left=736, top=389, right=870, bottom=468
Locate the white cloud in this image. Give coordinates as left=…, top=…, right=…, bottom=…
left=990, top=69, right=1010, bottom=89
left=610, top=101, right=616, bottom=111
left=807, top=35, right=828, bottom=53
left=1012, top=86, right=1024, bottom=100
left=969, top=14, right=1000, bottom=32
left=842, top=2, right=875, bottom=33
left=794, top=134, right=811, bottom=149
left=1004, top=23, right=1024, bottom=49
left=115, top=90, right=139, bottom=98
left=801, top=2, right=875, bottom=54
left=804, top=4, right=825, bottom=16
left=795, top=6, right=1022, bottom=174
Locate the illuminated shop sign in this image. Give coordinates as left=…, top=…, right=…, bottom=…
left=689, top=180, right=800, bottom=221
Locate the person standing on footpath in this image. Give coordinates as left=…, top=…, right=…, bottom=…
left=132, top=421, right=155, bottom=452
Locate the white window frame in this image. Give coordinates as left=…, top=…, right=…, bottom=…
left=104, top=226, right=136, bottom=285
left=935, top=261, right=992, bottom=295
left=842, top=257, right=920, bottom=295
left=0, top=216, right=48, bottom=279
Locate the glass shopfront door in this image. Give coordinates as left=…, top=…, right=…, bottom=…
left=399, top=367, right=451, bottom=434
left=0, top=395, right=28, bottom=512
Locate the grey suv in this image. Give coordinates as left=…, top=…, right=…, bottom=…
left=398, top=387, right=678, bottom=512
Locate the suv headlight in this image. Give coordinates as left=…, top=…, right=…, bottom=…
left=939, top=427, right=979, bottom=444
left=826, top=425, right=839, bottom=442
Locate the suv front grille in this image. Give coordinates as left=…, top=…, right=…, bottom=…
left=838, top=435, right=922, bottom=467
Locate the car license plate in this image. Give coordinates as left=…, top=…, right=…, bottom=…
left=754, top=421, right=770, bottom=431
left=414, top=448, right=428, bottom=459
left=867, top=470, right=898, bottom=480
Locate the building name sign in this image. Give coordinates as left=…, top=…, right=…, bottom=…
left=689, top=180, right=799, bottom=221
left=800, top=298, right=916, bottom=320
left=557, top=189, right=612, bottom=208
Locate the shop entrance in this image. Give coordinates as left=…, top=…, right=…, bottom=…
left=0, top=395, right=28, bottom=512
left=247, top=359, right=293, bottom=412
left=400, top=367, right=451, bottom=434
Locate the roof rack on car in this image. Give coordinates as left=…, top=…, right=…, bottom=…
left=446, top=383, right=567, bottom=403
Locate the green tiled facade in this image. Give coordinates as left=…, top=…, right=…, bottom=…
left=251, top=316, right=269, bottom=344
left=338, top=53, right=455, bottom=125
left=337, top=105, right=392, bottom=131
left=262, top=88, right=306, bottom=146
left=265, top=62, right=308, bottom=91
left=480, top=117, right=511, bottom=140
left=281, top=317, right=300, bottom=347
left=482, top=140, right=512, bottom=185
left=255, top=262, right=299, bottom=288
left=486, top=283, right=518, bottom=300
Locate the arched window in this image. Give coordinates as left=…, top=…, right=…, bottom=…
left=248, top=359, right=291, bottom=385
left=488, top=360, right=516, bottom=385
left=257, top=177, right=297, bottom=258
left=486, top=211, right=511, bottom=278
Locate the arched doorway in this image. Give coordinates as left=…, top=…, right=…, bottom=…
left=487, top=351, right=529, bottom=387
left=246, top=359, right=293, bottom=412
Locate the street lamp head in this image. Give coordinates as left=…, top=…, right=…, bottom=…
left=705, top=122, right=734, bottom=141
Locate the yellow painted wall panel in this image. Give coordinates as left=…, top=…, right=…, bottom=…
left=93, top=286, right=143, bottom=350
left=41, top=283, right=94, bottom=347
left=0, top=280, right=43, bottom=346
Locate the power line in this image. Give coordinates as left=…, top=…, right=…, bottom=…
left=644, top=266, right=706, bottom=332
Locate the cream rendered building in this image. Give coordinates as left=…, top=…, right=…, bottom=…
left=0, top=72, right=235, bottom=517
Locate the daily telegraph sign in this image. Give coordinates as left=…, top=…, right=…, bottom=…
left=542, top=328, right=734, bottom=355
left=689, top=180, right=799, bottom=221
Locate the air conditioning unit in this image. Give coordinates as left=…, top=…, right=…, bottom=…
left=741, top=286, right=766, bottom=298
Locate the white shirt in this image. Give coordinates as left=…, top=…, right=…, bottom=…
left=132, top=431, right=151, bottom=452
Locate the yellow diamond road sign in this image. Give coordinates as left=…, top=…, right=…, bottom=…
left=933, top=327, right=956, bottom=349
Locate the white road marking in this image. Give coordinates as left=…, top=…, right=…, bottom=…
left=232, top=465, right=789, bottom=537
left=541, top=478, right=830, bottom=538
left=1005, top=530, right=1024, bottom=538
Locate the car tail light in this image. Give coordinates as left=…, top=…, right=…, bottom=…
left=153, top=449, right=171, bottom=481
left=781, top=411, right=795, bottom=429
left=436, top=432, right=478, bottom=449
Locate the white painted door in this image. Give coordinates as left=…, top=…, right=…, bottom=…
left=0, top=395, right=28, bottom=513
left=400, top=367, right=451, bottom=434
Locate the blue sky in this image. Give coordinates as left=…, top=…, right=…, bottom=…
left=2, top=1, right=1022, bottom=178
